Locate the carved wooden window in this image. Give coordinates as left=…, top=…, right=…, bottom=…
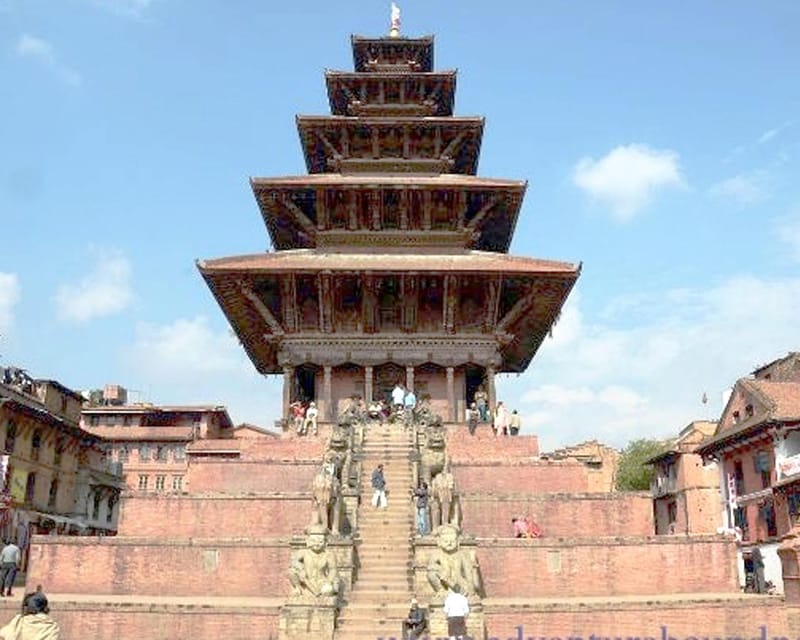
left=48, top=478, right=58, bottom=509
left=25, top=472, right=36, bottom=504
left=31, top=429, right=42, bottom=461
left=4, top=420, right=16, bottom=454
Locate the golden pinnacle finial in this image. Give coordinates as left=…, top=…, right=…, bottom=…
left=389, top=2, right=401, bottom=38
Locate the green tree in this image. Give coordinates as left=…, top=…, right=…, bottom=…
left=615, top=438, right=668, bottom=491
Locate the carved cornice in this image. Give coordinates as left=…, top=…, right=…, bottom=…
left=276, top=334, right=503, bottom=368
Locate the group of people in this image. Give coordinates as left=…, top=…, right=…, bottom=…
left=512, top=515, right=542, bottom=539
left=289, top=399, right=319, bottom=436
left=403, top=587, right=470, bottom=640
left=466, top=395, right=521, bottom=437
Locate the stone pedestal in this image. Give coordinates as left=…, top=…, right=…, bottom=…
left=278, top=598, right=337, bottom=640
left=778, top=525, right=800, bottom=603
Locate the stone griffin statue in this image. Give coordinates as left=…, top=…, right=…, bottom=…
left=289, top=523, right=341, bottom=600
left=426, top=523, right=481, bottom=600
left=418, top=421, right=447, bottom=487
left=312, top=463, right=343, bottom=535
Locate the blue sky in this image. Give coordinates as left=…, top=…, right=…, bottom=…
left=1, top=1, right=799, bottom=450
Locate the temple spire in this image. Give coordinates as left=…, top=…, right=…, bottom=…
left=389, top=3, right=401, bottom=38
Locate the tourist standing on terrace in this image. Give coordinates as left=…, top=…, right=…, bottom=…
left=509, top=409, right=521, bottom=435
left=474, top=386, right=488, bottom=422
left=466, top=402, right=479, bottom=435
left=493, top=401, right=509, bottom=436
left=371, top=464, right=387, bottom=508
left=303, top=402, right=319, bottom=436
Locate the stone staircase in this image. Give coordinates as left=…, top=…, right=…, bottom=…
left=335, top=425, right=416, bottom=640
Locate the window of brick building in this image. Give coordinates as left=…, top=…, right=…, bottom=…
left=60, top=395, right=68, bottom=413
left=734, top=506, right=750, bottom=541
left=745, top=404, right=754, bottom=418
left=734, top=460, right=745, bottom=496
left=30, top=430, right=42, bottom=461
left=139, top=444, right=151, bottom=461
left=48, top=479, right=58, bottom=509
left=118, top=446, right=129, bottom=463
left=89, top=415, right=100, bottom=427
left=755, top=451, right=772, bottom=489
left=155, top=446, right=168, bottom=462
left=92, top=492, right=102, bottom=520
left=174, top=445, right=186, bottom=461
left=54, top=436, right=65, bottom=467
left=172, top=476, right=183, bottom=492
left=138, top=475, right=149, bottom=491
left=107, top=494, right=117, bottom=523
left=4, top=420, right=17, bottom=453
left=760, top=502, right=778, bottom=538
left=123, top=415, right=132, bottom=427
left=25, top=472, right=36, bottom=504
left=155, top=475, right=165, bottom=491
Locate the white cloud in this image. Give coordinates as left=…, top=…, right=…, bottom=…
left=708, top=171, right=768, bottom=205
left=15, top=34, right=81, bottom=86
left=0, top=273, right=21, bottom=334
left=55, top=249, right=134, bottom=323
left=499, top=275, right=800, bottom=451
left=572, top=144, right=685, bottom=222
left=121, top=316, right=282, bottom=427
left=758, top=121, right=793, bottom=144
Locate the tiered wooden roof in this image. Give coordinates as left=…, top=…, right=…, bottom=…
left=200, top=33, right=580, bottom=376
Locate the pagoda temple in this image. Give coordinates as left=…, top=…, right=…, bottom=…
left=198, top=32, right=580, bottom=424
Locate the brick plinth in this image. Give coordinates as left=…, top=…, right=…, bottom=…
left=483, top=595, right=794, bottom=638
left=453, top=460, right=590, bottom=494
left=461, top=492, right=653, bottom=538
left=0, top=598, right=281, bottom=640
left=118, top=493, right=314, bottom=537
left=475, top=536, right=739, bottom=598
left=186, top=460, right=319, bottom=493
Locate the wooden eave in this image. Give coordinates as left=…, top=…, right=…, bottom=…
left=250, top=175, right=526, bottom=252
left=296, top=115, right=484, bottom=175
left=324, top=70, right=457, bottom=117
left=197, top=252, right=579, bottom=374
left=351, top=35, right=434, bottom=73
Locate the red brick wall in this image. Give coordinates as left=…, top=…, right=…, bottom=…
left=447, top=432, right=540, bottom=459
left=453, top=460, right=590, bottom=494
left=475, top=536, right=738, bottom=597
left=0, top=600, right=280, bottom=640
left=27, top=537, right=293, bottom=597
left=484, top=599, right=792, bottom=638
left=186, top=460, right=318, bottom=493
left=460, top=492, right=653, bottom=538
left=118, top=494, right=313, bottom=537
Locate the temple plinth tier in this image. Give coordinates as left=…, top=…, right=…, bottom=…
left=198, top=34, right=580, bottom=424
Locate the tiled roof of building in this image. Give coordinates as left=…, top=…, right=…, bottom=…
left=198, top=250, right=579, bottom=274
left=696, top=380, right=800, bottom=455
left=187, top=438, right=242, bottom=452
left=84, top=426, right=195, bottom=442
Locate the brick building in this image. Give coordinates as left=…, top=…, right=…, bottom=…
left=80, top=386, right=234, bottom=494
left=0, top=366, right=123, bottom=549
left=540, top=439, right=620, bottom=492
left=697, top=351, right=800, bottom=592
left=647, top=420, right=721, bottom=535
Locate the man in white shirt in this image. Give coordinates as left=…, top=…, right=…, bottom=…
left=391, top=383, right=406, bottom=410
left=303, top=402, right=319, bottom=435
left=443, top=585, right=469, bottom=640
left=0, top=539, right=21, bottom=597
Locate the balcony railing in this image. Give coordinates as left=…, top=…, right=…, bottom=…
left=651, top=476, right=677, bottom=497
